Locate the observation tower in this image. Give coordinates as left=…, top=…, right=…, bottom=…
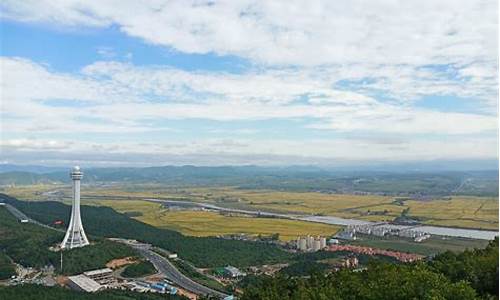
left=61, top=166, right=90, bottom=249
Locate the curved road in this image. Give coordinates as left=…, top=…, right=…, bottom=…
left=122, top=241, right=229, bottom=298
left=1, top=201, right=229, bottom=299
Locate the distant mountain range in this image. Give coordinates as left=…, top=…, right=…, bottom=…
left=0, top=163, right=497, bottom=196
left=0, top=164, right=67, bottom=174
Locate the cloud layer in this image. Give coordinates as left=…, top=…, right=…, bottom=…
left=1, top=0, right=497, bottom=67
left=0, top=0, right=498, bottom=165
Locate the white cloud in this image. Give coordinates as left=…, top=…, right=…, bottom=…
left=1, top=1, right=497, bottom=104
left=1, top=57, right=497, bottom=137
left=1, top=0, right=497, bottom=67
left=0, top=0, right=497, bottom=163
left=1, top=136, right=497, bottom=166
left=96, top=46, right=116, bottom=59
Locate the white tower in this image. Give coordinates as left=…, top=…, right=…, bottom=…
left=61, top=166, right=90, bottom=249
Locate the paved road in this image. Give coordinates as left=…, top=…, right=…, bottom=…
left=2, top=201, right=230, bottom=299
left=117, top=240, right=229, bottom=299
left=145, top=198, right=499, bottom=240
left=2, top=203, right=64, bottom=233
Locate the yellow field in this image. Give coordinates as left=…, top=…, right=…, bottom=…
left=184, top=188, right=394, bottom=215
left=87, top=200, right=342, bottom=241
left=404, top=197, right=498, bottom=230
left=0, top=184, right=67, bottom=201
left=3, top=184, right=498, bottom=231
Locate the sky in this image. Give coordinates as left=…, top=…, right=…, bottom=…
left=0, top=0, right=498, bottom=167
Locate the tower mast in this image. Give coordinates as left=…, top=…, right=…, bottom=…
left=61, top=166, right=90, bottom=249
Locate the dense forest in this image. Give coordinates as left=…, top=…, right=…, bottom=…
left=121, top=260, right=157, bottom=278
left=240, top=238, right=499, bottom=300
left=0, top=194, right=292, bottom=268
left=0, top=284, right=187, bottom=300
left=0, top=252, right=16, bottom=280
left=0, top=207, right=137, bottom=275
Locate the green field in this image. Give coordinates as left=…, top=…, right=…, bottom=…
left=350, top=234, right=490, bottom=256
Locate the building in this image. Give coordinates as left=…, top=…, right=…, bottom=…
left=297, top=237, right=307, bottom=251
left=336, top=230, right=357, bottom=240
left=223, top=266, right=246, bottom=278
left=312, top=239, right=321, bottom=251
left=67, top=275, right=103, bottom=292
left=320, top=237, right=327, bottom=249
left=328, top=238, right=339, bottom=245
left=342, top=257, right=359, bottom=269
left=306, top=235, right=314, bottom=248
left=61, top=166, right=90, bottom=249
left=83, top=268, right=114, bottom=285
left=414, top=234, right=431, bottom=243
left=296, top=236, right=328, bottom=252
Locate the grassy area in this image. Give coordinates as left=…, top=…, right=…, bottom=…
left=86, top=200, right=341, bottom=241
left=122, top=260, right=157, bottom=278
left=350, top=234, right=490, bottom=256
left=0, top=184, right=67, bottom=201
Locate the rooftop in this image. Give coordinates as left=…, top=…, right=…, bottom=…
left=68, top=275, right=102, bottom=292
left=84, top=268, right=113, bottom=277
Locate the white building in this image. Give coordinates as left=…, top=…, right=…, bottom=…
left=61, top=166, right=90, bottom=249
left=67, top=275, right=103, bottom=292
left=83, top=268, right=114, bottom=285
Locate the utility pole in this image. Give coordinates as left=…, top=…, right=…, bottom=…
left=60, top=251, right=63, bottom=273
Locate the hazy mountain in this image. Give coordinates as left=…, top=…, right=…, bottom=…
left=0, top=163, right=497, bottom=196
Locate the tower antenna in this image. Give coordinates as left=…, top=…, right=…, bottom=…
left=60, top=166, right=90, bottom=249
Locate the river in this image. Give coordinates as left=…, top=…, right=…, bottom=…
left=145, top=199, right=499, bottom=240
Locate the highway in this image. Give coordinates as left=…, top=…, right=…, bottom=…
left=2, top=203, right=64, bottom=233
left=145, top=198, right=499, bottom=240
left=124, top=241, right=229, bottom=299
left=1, top=201, right=229, bottom=299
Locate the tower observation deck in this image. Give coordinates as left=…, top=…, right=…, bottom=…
left=61, top=166, right=90, bottom=249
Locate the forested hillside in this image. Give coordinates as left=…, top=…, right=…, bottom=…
left=240, top=238, right=499, bottom=300
left=0, top=285, right=187, bottom=300
left=0, top=194, right=292, bottom=268
left=0, top=206, right=137, bottom=275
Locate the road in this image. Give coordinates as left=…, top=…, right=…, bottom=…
left=121, top=241, right=229, bottom=299
left=145, top=198, right=499, bottom=240
left=1, top=202, right=229, bottom=299
left=2, top=203, right=64, bottom=233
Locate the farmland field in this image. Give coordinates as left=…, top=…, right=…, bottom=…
left=84, top=200, right=342, bottom=241
left=2, top=184, right=498, bottom=231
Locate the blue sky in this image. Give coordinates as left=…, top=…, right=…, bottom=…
left=0, top=1, right=498, bottom=167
